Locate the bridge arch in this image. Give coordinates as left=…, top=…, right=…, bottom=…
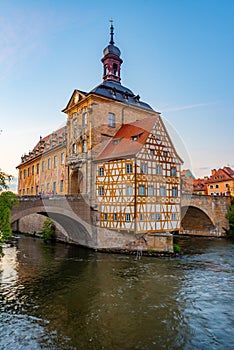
left=11, top=204, right=96, bottom=248
left=181, top=205, right=215, bottom=235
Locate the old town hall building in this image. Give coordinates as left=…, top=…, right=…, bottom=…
left=17, top=24, right=183, bottom=237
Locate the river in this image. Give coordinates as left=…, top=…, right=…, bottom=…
left=0, top=235, right=233, bottom=350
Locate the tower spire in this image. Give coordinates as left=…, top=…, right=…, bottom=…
left=101, top=21, right=123, bottom=83
left=109, top=19, right=114, bottom=45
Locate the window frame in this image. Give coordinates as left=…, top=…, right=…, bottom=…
left=108, top=112, right=116, bottom=128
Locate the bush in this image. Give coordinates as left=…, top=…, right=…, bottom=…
left=226, top=199, right=234, bottom=237
left=173, top=243, right=181, bottom=254
left=41, top=218, right=56, bottom=242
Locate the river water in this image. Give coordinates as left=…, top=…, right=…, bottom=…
left=0, top=235, right=233, bottom=350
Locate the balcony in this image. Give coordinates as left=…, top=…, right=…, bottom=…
left=67, top=152, right=87, bottom=169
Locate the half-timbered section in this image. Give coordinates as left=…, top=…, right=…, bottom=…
left=95, top=116, right=183, bottom=234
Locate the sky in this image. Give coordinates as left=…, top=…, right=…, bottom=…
left=0, top=0, right=234, bottom=188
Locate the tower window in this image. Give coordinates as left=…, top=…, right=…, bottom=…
left=113, top=63, right=118, bottom=75
left=104, top=65, right=108, bottom=76
left=108, top=113, right=115, bottom=127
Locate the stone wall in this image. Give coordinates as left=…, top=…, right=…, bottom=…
left=15, top=213, right=68, bottom=240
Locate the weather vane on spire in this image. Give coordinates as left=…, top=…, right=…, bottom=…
left=109, top=19, right=114, bottom=45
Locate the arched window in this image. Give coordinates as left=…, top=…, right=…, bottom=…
left=72, top=143, right=77, bottom=154
left=104, top=65, right=108, bottom=75
left=113, top=63, right=118, bottom=75
left=82, top=140, right=87, bottom=153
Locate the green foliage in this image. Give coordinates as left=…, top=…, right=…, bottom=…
left=0, top=170, right=13, bottom=191
left=173, top=243, right=181, bottom=254
left=226, top=200, right=234, bottom=237
left=0, top=191, right=18, bottom=243
left=41, top=218, right=56, bottom=242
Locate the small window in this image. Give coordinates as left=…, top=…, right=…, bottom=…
left=156, top=213, right=161, bottom=220
left=171, top=167, right=176, bottom=176
left=82, top=112, right=87, bottom=127
left=54, top=155, right=57, bottom=168
left=61, top=152, right=65, bottom=165
left=140, top=213, right=144, bottom=221
left=99, top=187, right=104, bottom=196
left=141, top=163, right=147, bottom=174
left=210, top=185, right=213, bottom=189
left=139, top=185, right=145, bottom=196
left=113, top=138, right=121, bottom=145
left=103, top=213, right=107, bottom=221
left=215, top=184, right=219, bottom=189
left=172, top=187, right=178, bottom=197
left=150, top=149, right=154, bottom=155
left=171, top=213, right=177, bottom=220
left=32, top=165, right=34, bottom=175
left=60, top=180, right=64, bottom=192
left=28, top=167, right=30, bottom=177
left=131, top=133, right=142, bottom=141
left=156, top=165, right=163, bottom=175
left=20, top=171, right=22, bottom=179
left=108, top=113, right=115, bottom=127
left=24, top=169, right=26, bottom=178
left=148, top=186, right=154, bottom=196
left=31, top=187, right=33, bottom=194
left=125, top=214, right=131, bottom=222
left=36, top=185, right=39, bottom=195
left=160, top=187, right=166, bottom=196
left=36, top=163, right=40, bottom=174
left=226, top=184, right=229, bottom=188
left=48, top=158, right=51, bottom=170
left=98, top=167, right=104, bottom=176
left=126, top=185, right=133, bottom=196
left=150, top=213, right=155, bottom=220
left=113, top=63, right=118, bottom=75
left=72, top=143, right=77, bottom=154
left=42, top=161, right=45, bottom=172
left=163, top=151, right=168, bottom=157
left=126, top=163, right=132, bottom=174
left=82, top=140, right=87, bottom=153
left=113, top=213, right=117, bottom=221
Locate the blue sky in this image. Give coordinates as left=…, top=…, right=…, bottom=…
left=0, top=0, right=233, bottom=184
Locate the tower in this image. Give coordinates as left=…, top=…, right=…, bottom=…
left=101, top=21, right=123, bottom=83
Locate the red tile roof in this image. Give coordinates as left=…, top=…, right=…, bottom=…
left=206, top=167, right=234, bottom=183
left=95, top=116, right=158, bottom=161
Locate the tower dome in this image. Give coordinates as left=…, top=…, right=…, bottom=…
left=101, top=21, right=123, bottom=83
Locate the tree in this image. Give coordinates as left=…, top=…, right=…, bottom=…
left=226, top=198, right=234, bottom=237
left=0, top=191, right=19, bottom=254
left=41, top=218, right=56, bottom=242
left=0, top=169, right=13, bottom=192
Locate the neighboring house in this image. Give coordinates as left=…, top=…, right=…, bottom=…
left=181, top=169, right=195, bottom=194
left=95, top=116, right=183, bottom=234
left=193, top=178, right=208, bottom=195
left=206, top=167, right=234, bottom=196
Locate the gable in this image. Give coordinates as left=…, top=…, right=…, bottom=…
left=138, top=116, right=183, bottom=164
left=62, top=89, right=87, bottom=112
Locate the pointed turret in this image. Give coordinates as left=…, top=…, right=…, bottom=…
left=101, top=20, right=123, bottom=83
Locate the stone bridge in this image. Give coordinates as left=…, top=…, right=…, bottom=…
left=11, top=195, right=98, bottom=248
left=11, top=194, right=231, bottom=248
left=181, top=194, right=231, bottom=236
